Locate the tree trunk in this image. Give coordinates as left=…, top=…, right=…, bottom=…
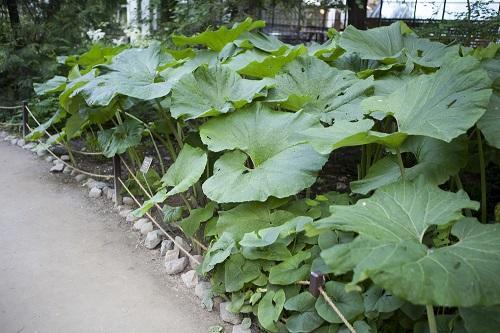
left=347, top=0, right=367, bottom=29
left=5, top=0, right=20, bottom=33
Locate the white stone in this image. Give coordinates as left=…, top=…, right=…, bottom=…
left=174, top=236, right=192, bottom=254
left=195, top=282, right=212, bottom=300
left=122, top=196, right=135, bottom=206
left=16, top=139, right=25, bottom=147
left=164, top=248, right=179, bottom=262
left=160, top=239, right=174, bottom=256
left=92, top=181, right=109, bottom=189
left=181, top=270, right=198, bottom=288
left=140, top=222, right=153, bottom=235
left=189, top=255, right=203, bottom=270
left=10, top=138, right=18, bottom=145
left=232, top=323, right=252, bottom=333
left=119, top=209, right=132, bottom=218
left=126, top=212, right=139, bottom=222
left=23, top=142, right=36, bottom=150
left=133, top=218, right=149, bottom=231
left=84, top=178, right=96, bottom=188
left=50, top=163, right=64, bottom=173
left=37, top=149, right=47, bottom=157
left=75, top=174, right=87, bottom=182
left=60, top=155, right=70, bottom=161
left=62, top=166, right=72, bottom=174
left=164, top=257, right=187, bottom=275
left=89, top=187, right=102, bottom=198
left=45, top=155, right=55, bottom=162
left=220, top=302, right=242, bottom=325
left=144, top=230, right=164, bottom=249
left=107, top=189, right=114, bottom=200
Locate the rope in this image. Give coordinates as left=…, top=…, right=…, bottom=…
left=0, top=105, right=22, bottom=110
left=71, top=150, right=104, bottom=156
left=26, top=123, right=113, bottom=179
left=318, top=287, right=357, bottom=333
left=119, top=156, right=208, bottom=251
left=118, top=177, right=201, bottom=265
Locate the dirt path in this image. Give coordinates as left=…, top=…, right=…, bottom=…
left=0, top=141, right=221, bottom=333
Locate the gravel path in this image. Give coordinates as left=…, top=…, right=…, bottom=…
left=0, top=141, right=220, bottom=333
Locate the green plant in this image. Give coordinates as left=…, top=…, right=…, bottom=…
left=32, top=19, right=500, bottom=333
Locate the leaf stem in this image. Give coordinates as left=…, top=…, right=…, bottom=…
left=476, top=129, right=487, bottom=223
left=396, top=148, right=405, bottom=180
left=426, top=305, right=438, bottom=333
left=454, top=175, right=472, bottom=217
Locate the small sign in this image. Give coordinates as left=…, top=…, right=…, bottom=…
left=140, top=156, right=153, bottom=174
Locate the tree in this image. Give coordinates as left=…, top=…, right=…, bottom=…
left=5, top=0, right=20, bottom=37
left=347, top=0, right=367, bottom=29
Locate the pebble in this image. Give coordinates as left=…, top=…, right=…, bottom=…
left=195, top=282, right=212, bottom=300
left=140, top=222, right=153, bottom=235
left=50, top=145, right=67, bottom=156
left=160, top=239, right=174, bottom=256
left=122, top=196, right=135, bottom=206
left=189, top=255, right=204, bottom=270
left=75, top=174, right=87, bottom=182
left=60, top=155, right=70, bottom=161
left=174, top=236, right=192, bottom=254
left=133, top=218, right=149, bottom=231
left=102, top=187, right=109, bottom=197
left=220, top=302, right=242, bottom=325
left=16, top=139, right=25, bottom=147
left=10, top=138, right=18, bottom=145
left=232, top=324, right=252, bottom=333
left=107, top=189, right=114, bottom=200
left=89, top=187, right=102, bottom=198
left=23, top=142, right=36, bottom=150
left=144, top=230, right=164, bottom=249
left=70, top=169, right=78, bottom=176
left=45, top=156, right=55, bottom=162
left=181, top=270, right=198, bottom=288
left=36, top=149, right=47, bottom=157
left=92, top=181, right=109, bottom=189
left=119, top=209, right=132, bottom=218
left=126, top=212, right=139, bottom=222
left=84, top=178, right=96, bottom=188
left=164, top=257, right=187, bottom=275
left=164, top=248, right=180, bottom=262
left=62, top=166, right=72, bottom=174
left=49, top=163, right=64, bottom=173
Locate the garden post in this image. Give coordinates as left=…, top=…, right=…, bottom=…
left=113, top=155, right=122, bottom=205
left=22, top=100, right=28, bottom=137
left=309, top=272, right=325, bottom=297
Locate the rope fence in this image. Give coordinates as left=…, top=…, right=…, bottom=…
left=3, top=101, right=355, bottom=329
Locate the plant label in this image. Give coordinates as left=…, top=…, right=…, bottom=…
left=140, top=156, right=153, bottom=174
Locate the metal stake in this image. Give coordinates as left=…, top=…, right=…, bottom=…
left=22, top=101, right=28, bottom=137
left=309, top=272, right=325, bottom=297
left=113, top=155, right=122, bottom=205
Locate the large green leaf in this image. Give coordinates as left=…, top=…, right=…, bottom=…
left=302, top=119, right=407, bottom=155
left=161, top=144, right=207, bottom=196
left=239, top=216, right=312, bottom=248
left=477, top=56, right=500, bottom=148
left=224, top=253, right=261, bottom=292
left=351, top=135, right=469, bottom=194
left=216, top=202, right=295, bottom=241
left=268, top=251, right=311, bottom=285
left=235, top=31, right=288, bottom=53
left=339, top=21, right=458, bottom=67
left=170, top=65, right=271, bottom=119
left=77, top=43, right=171, bottom=106
left=315, top=281, right=364, bottom=324
left=201, top=232, right=236, bottom=273
left=97, top=119, right=143, bottom=157
left=172, top=18, right=265, bottom=51
left=34, top=75, right=67, bottom=95
left=459, top=306, right=500, bottom=333
left=258, top=289, right=286, bottom=332
left=266, top=56, right=373, bottom=119
left=200, top=103, right=328, bottom=202
left=361, top=56, right=492, bottom=142
left=316, top=179, right=500, bottom=306
left=225, top=45, right=306, bottom=78
left=179, top=202, right=216, bottom=237
left=26, top=109, right=66, bottom=141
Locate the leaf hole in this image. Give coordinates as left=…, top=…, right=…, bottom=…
left=338, top=92, right=345, bottom=97
left=301, top=67, right=305, bottom=72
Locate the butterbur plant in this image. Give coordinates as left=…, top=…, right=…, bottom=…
left=32, top=18, right=500, bottom=332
